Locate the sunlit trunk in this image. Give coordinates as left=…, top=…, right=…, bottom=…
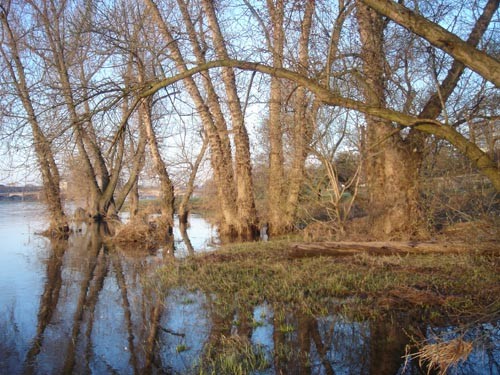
left=114, top=123, right=147, bottom=214
left=179, top=222, right=195, bottom=255
left=129, top=181, right=140, bottom=219
left=356, top=1, right=422, bottom=239
left=145, top=0, right=240, bottom=237
left=284, top=1, right=315, bottom=231
left=202, top=0, right=258, bottom=239
left=35, top=1, right=103, bottom=217
left=141, top=98, right=175, bottom=237
left=266, top=0, right=286, bottom=235
left=178, top=136, right=208, bottom=226
left=265, top=0, right=315, bottom=235
left=361, top=0, right=500, bottom=86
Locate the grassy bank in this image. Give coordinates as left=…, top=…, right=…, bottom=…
left=151, top=239, right=499, bottom=324
left=144, top=240, right=499, bottom=374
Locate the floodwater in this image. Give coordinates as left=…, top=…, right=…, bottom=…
left=0, top=202, right=498, bottom=374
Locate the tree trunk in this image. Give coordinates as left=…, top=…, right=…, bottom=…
left=140, top=98, right=175, bottom=238
left=356, top=1, right=423, bottom=240
left=361, top=0, right=500, bottom=86
left=266, top=0, right=287, bottom=235
left=202, top=0, right=259, bottom=239
left=178, top=136, right=208, bottom=226
left=129, top=181, right=140, bottom=219
left=145, top=0, right=240, bottom=237
left=141, top=59, right=500, bottom=192
left=114, top=121, right=147, bottom=214
left=0, top=11, right=68, bottom=235
left=33, top=0, right=103, bottom=218
left=284, top=1, right=315, bottom=231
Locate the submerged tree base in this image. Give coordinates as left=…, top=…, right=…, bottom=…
left=37, top=224, right=70, bottom=239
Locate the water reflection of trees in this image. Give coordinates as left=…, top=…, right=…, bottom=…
left=22, top=223, right=175, bottom=374
left=18, top=226, right=500, bottom=374
left=24, top=237, right=66, bottom=373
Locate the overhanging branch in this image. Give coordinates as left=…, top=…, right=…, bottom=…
left=140, top=59, right=500, bottom=191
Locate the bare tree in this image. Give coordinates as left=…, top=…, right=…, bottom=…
left=0, top=2, right=68, bottom=234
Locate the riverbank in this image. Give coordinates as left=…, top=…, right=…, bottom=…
left=154, top=239, right=499, bottom=322
left=150, top=239, right=499, bottom=373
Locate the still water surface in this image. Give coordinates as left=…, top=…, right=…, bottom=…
left=0, top=202, right=498, bottom=374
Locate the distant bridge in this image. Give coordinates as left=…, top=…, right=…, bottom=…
left=0, top=190, right=43, bottom=201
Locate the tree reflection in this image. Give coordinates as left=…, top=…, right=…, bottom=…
left=21, top=223, right=177, bottom=374
left=13, top=225, right=499, bottom=374
left=24, top=237, right=67, bottom=374
left=113, top=257, right=139, bottom=373
left=62, top=222, right=107, bottom=373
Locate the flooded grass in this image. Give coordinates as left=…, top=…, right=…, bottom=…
left=2, top=202, right=497, bottom=374
left=146, top=240, right=500, bottom=373
left=200, top=336, right=269, bottom=375
left=152, top=239, right=499, bottom=324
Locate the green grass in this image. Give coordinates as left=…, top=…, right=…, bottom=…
left=199, top=336, right=269, bottom=375
left=278, top=323, right=295, bottom=334
left=176, top=344, right=190, bottom=353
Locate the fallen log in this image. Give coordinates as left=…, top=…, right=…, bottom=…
left=288, top=241, right=499, bottom=258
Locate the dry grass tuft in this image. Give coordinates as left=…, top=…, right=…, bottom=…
left=110, top=204, right=174, bottom=250
left=113, top=221, right=155, bottom=242
left=412, top=337, right=473, bottom=375
left=112, top=218, right=162, bottom=251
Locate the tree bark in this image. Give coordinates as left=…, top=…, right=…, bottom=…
left=356, top=1, right=423, bottom=239
left=30, top=0, right=105, bottom=217
left=201, top=0, right=259, bottom=239
left=140, top=97, right=175, bottom=237
left=284, top=1, right=315, bottom=231
left=114, top=122, right=147, bottom=213
left=178, top=136, right=208, bottom=226
left=265, top=0, right=287, bottom=235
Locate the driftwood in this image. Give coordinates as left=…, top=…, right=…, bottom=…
left=289, top=241, right=499, bottom=258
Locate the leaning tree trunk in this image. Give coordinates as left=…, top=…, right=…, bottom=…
left=202, top=0, right=259, bottom=239
left=0, top=12, right=68, bottom=235
left=36, top=3, right=103, bottom=218
left=360, top=0, right=500, bottom=87
left=140, top=98, right=175, bottom=238
left=114, top=107, right=148, bottom=214
left=356, top=1, right=423, bottom=240
left=178, top=136, right=208, bottom=226
left=145, top=0, right=240, bottom=237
